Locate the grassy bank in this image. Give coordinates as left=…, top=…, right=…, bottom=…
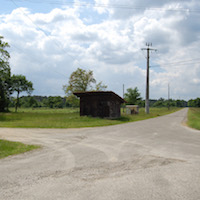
left=0, top=107, right=181, bottom=128
left=187, top=108, right=200, bottom=130
left=0, top=139, right=40, bottom=159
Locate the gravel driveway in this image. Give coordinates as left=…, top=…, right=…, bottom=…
left=0, top=108, right=200, bottom=200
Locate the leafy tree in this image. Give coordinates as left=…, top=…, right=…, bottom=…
left=152, top=98, right=166, bottom=107
left=188, top=98, right=200, bottom=107
left=19, top=96, right=39, bottom=108
left=95, top=81, right=107, bottom=91
left=175, top=99, right=187, bottom=107
left=0, top=36, right=12, bottom=112
left=64, top=68, right=96, bottom=95
left=11, top=75, right=34, bottom=112
left=63, top=68, right=107, bottom=107
left=66, top=94, right=80, bottom=107
left=28, top=96, right=39, bottom=108
left=124, top=87, right=142, bottom=105
left=45, top=96, right=64, bottom=108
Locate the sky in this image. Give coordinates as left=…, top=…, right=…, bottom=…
left=0, top=0, right=200, bottom=100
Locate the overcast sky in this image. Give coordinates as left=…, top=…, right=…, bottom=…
left=0, top=0, right=200, bottom=100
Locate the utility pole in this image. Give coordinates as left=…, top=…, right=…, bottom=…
left=123, top=84, right=125, bottom=113
left=168, top=83, right=170, bottom=110
left=141, top=43, right=157, bottom=114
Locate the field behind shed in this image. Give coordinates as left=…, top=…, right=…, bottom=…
left=0, top=107, right=181, bottom=128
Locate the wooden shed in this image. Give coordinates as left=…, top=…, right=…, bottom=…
left=74, top=91, right=125, bottom=119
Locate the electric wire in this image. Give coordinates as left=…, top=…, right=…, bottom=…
left=7, top=0, right=200, bottom=14
left=151, top=58, right=200, bottom=68
left=8, top=0, right=200, bottom=72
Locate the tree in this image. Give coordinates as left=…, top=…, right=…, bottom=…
left=64, top=68, right=96, bottom=95
left=11, top=75, right=34, bottom=112
left=0, top=36, right=12, bottom=112
left=95, top=81, right=107, bottom=91
left=188, top=98, right=200, bottom=107
left=124, top=87, right=142, bottom=105
left=152, top=98, right=166, bottom=107
left=63, top=68, right=107, bottom=106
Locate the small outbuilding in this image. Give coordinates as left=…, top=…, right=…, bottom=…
left=74, top=91, right=125, bottom=119
left=126, top=105, right=139, bottom=114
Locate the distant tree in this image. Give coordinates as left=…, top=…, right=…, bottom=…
left=11, top=75, right=34, bottom=112
left=124, top=87, right=142, bottom=105
left=41, top=96, right=65, bottom=108
left=66, top=94, right=80, bottom=107
left=0, top=36, right=12, bottom=112
left=188, top=99, right=195, bottom=107
left=152, top=98, right=165, bottom=107
left=28, top=96, right=39, bottom=108
left=175, top=99, right=187, bottom=107
left=63, top=68, right=107, bottom=107
left=195, top=98, right=200, bottom=107
left=188, top=98, right=200, bottom=107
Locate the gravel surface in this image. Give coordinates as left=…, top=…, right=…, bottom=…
left=0, top=108, right=200, bottom=200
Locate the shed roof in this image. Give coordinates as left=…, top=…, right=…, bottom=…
left=73, top=91, right=125, bottom=103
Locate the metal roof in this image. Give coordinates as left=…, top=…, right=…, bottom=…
left=73, top=91, right=125, bottom=103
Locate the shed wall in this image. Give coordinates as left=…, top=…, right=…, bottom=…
left=80, top=95, right=121, bottom=118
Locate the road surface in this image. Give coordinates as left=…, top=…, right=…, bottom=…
left=0, top=108, right=200, bottom=200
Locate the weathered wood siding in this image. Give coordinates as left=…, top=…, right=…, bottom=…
left=74, top=91, right=125, bottom=119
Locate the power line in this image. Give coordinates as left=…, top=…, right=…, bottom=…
left=151, top=58, right=200, bottom=68
left=7, top=0, right=200, bottom=14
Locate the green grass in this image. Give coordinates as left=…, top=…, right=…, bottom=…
left=187, top=108, right=200, bottom=130
left=0, top=139, right=40, bottom=159
left=0, top=107, right=181, bottom=128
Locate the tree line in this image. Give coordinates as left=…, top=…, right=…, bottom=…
left=9, top=96, right=67, bottom=109
left=8, top=94, right=200, bottom=109
left=1, top=35, right=200, bottom=111
left=122, top=87, right=192, bottom=108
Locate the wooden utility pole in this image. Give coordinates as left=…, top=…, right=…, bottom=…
left=123, top=84, right=125, bottom=113
left=142, top=43, right=157, bottom=114
left=168, top=83, right=170, bottom=110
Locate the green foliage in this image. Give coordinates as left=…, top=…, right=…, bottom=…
left=150, top=98, right=187, bottom=108
left=187, top=108, right=200, bottom=130
left=63, top=68, right=107, bottom=107
left=9, top=96, right=70, bottom=109
left=152, top=98, right=166, bottom=107
left=19, top=96, right=39, bottom=108
left=124, top=87, right=142, bottom=105
left=43, top=96, right=65, bottom=108
left=64, top=68, right=96, bottom=95
left=0, top=36, right=12, bottom=112
left=95, top=81, right=107, bottom=91
left=188, top=98, right=200, bottom=107
left=66, top=95, right=79, bottom=107
left=0, top=139, right=40, bottom=159
left=11, top=74, right=34, bottom=112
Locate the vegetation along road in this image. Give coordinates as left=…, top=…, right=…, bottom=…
left=0, top=108, right=200, bottom=200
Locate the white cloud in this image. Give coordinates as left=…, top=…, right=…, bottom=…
left=0, top=0, right=200, bottom=100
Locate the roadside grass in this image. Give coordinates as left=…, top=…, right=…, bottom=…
left=0, top=139, right=40, bottom=159
left=0, top=107, right=181, bottom=128
left=187, top=108, right=200, bottom=130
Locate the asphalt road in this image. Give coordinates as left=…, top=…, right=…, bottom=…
left=0, top=108, right=200, bottom=200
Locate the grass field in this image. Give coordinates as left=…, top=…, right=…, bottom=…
left=187, top=108, right=200, bottom=130
left=0, top=107, right=181, bottom=128
left=0, top=139, right=40, bottom=159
